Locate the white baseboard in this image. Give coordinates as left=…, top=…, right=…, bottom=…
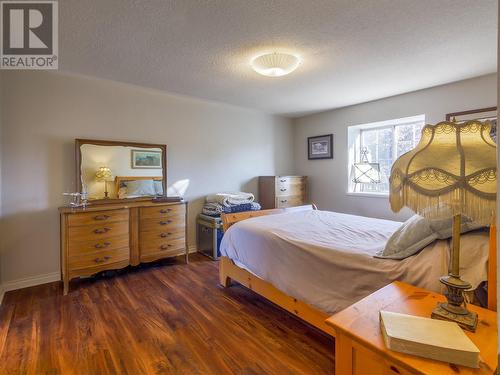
left=1, top=272, right=61, bottom=295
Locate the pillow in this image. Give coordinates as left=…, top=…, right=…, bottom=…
left=375, top=214, right=485, bottom=260
left=124, top=180, right=156, bottom=197
left=153, top=180, right=164, bottom=195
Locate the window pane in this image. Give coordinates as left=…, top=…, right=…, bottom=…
left=377, top=128, right=393, bottom=160
left=361, top=129, right=377, bottom=162
left=350, top=115, right=425, bottom=194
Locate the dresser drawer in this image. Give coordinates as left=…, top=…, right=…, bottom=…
left=140, top=227, right=185, bottom=242
left=276, top=176, right=303, bottom=185
left=140, top=216, right=185, bottom=232
left=140, top=204, right=186, bottom=220
left=275, top=182, right=305, bottom=197
left=67, top=209, right=129, bottom=227
left=68, top=234, right=129, bottom=256
left=68, top=247, right=129, bottom=271
left=140, top=236, right=186, bottom=256
left=68, top=221, right=129, bottom=242
left=276, top=195, right=305, bottom=208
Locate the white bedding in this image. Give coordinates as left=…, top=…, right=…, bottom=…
left=220, top=210, right=489, bottom=314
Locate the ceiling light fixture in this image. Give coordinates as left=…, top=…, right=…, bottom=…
left=250, top=52, right=302, bottom=77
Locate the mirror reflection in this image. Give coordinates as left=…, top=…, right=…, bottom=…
left=80, top=144, right=164, bottom=200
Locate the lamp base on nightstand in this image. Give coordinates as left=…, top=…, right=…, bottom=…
left=431, top=302, right=478, bottom=332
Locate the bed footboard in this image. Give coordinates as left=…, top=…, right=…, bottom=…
left=218, top=255, right=335, bottom=336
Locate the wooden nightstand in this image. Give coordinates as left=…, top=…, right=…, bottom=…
left=325, top=281, right=497, bottom=375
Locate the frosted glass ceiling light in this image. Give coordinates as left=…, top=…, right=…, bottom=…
left=251, top=52, right=301, bottom=77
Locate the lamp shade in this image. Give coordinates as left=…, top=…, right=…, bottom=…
left=95, top=166, right=113, bottom=182
left=390, top=120, right=496, bottom=225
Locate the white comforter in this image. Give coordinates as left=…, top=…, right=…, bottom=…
left=220, top=210, right=489, bottom=314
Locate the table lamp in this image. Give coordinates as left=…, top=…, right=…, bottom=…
left=389, top=120, right=496, bottom=331
left=95, top=166, right=113, bottom=199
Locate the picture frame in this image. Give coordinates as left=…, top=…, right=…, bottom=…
left=446, top=106, right=497, bottom=142
left=131, top=149, right=162, bottom=169
left=308, top=134, right=333, bottom=160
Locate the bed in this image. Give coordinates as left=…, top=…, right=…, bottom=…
left=219, top=205, right=497, bottom=336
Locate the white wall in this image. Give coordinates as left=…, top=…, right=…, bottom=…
left=0, top=71, right=294, bottom=284
left=293, top=74, right=498, bottom=221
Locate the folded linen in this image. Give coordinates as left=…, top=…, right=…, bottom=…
left=202, top=202, right=261, bottom=217
left=202, top=202, right=225, bottom=216
left=206, top=192, right=254, bottom=207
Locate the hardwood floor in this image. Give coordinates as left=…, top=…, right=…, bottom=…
left=0, top=254, right=333, bottom=375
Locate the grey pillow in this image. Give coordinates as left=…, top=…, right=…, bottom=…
left=125, top=180, right=156, bottom=196
left=375, top=214, right=484, bottom=260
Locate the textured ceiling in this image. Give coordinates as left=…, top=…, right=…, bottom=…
left=60, top=0, right=497, bottom=117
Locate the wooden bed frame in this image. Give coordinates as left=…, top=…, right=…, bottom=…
left=219, top=206, right=497, bottom=337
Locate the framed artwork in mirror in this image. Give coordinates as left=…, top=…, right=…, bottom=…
left=131, top=150, right=162, bottom=169
left=308, top=134, right=333, bottom=160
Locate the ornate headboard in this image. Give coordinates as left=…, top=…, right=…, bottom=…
left=114, top=176, right=163, bottom=196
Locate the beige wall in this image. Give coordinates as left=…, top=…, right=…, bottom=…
left=293, top=74, right=497, bottom=221
left=0, top=71, right=294, bottom=283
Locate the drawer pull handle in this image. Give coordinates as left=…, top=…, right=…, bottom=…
left=94, top=256, right=111, bottom=263
left=389, top=366, right=400, bottom=374
left=280, top=179, right=287, bottom=182
left=160, top=244, right=172, bottom=250
left=94, top=215, right=111, bottom=221
left=160, top=232, right=172, bottom=238
left=160, top=208, right=172, bottom=213
left=160, top=220, right=173, bottom=225
left=94, top=227, right=111, bottom=234
left=95, top=242, right=111, bottom=249
left=281, top=200, right=288, bottom=203
left=280, top=188, right=287, bottom=192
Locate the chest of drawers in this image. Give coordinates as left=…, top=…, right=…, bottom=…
left=258, top=176, right=308, bottom=209
left=60, top=201, right=187, bottom=294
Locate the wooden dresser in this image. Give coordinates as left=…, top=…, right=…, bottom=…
left=60, top=201, right=188, bottom=294
left=258, top=176, right=307, bottom=209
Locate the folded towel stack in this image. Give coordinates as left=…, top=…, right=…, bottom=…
left=206, top=192, right=255, bottom=207
left=202, top=192, right=261, bottom=217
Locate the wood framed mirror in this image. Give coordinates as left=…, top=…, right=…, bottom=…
left=75, top=139, right=167, bottom=204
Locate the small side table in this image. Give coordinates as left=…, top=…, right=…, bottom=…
left=325, top=281, right=497, bottom=375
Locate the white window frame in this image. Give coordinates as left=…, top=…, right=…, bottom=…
left=346, top=114, right=425, bottom=197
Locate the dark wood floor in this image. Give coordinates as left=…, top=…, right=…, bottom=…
left=0, top=254, right=333, bottom=375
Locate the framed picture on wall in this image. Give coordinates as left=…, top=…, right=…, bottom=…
left=308, top=134, right=333, bottom=160
left=446, top=106, right=497, bottom=142
left=131, top=150, right=162, bottom=169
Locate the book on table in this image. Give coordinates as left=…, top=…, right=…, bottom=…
left=379, top=310, right=480, bottom=368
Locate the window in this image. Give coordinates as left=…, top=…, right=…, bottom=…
left=348, top=115, right=425, bottom=194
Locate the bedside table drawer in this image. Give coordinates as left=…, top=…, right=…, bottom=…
left=350, top=342, right=413, bottom=375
